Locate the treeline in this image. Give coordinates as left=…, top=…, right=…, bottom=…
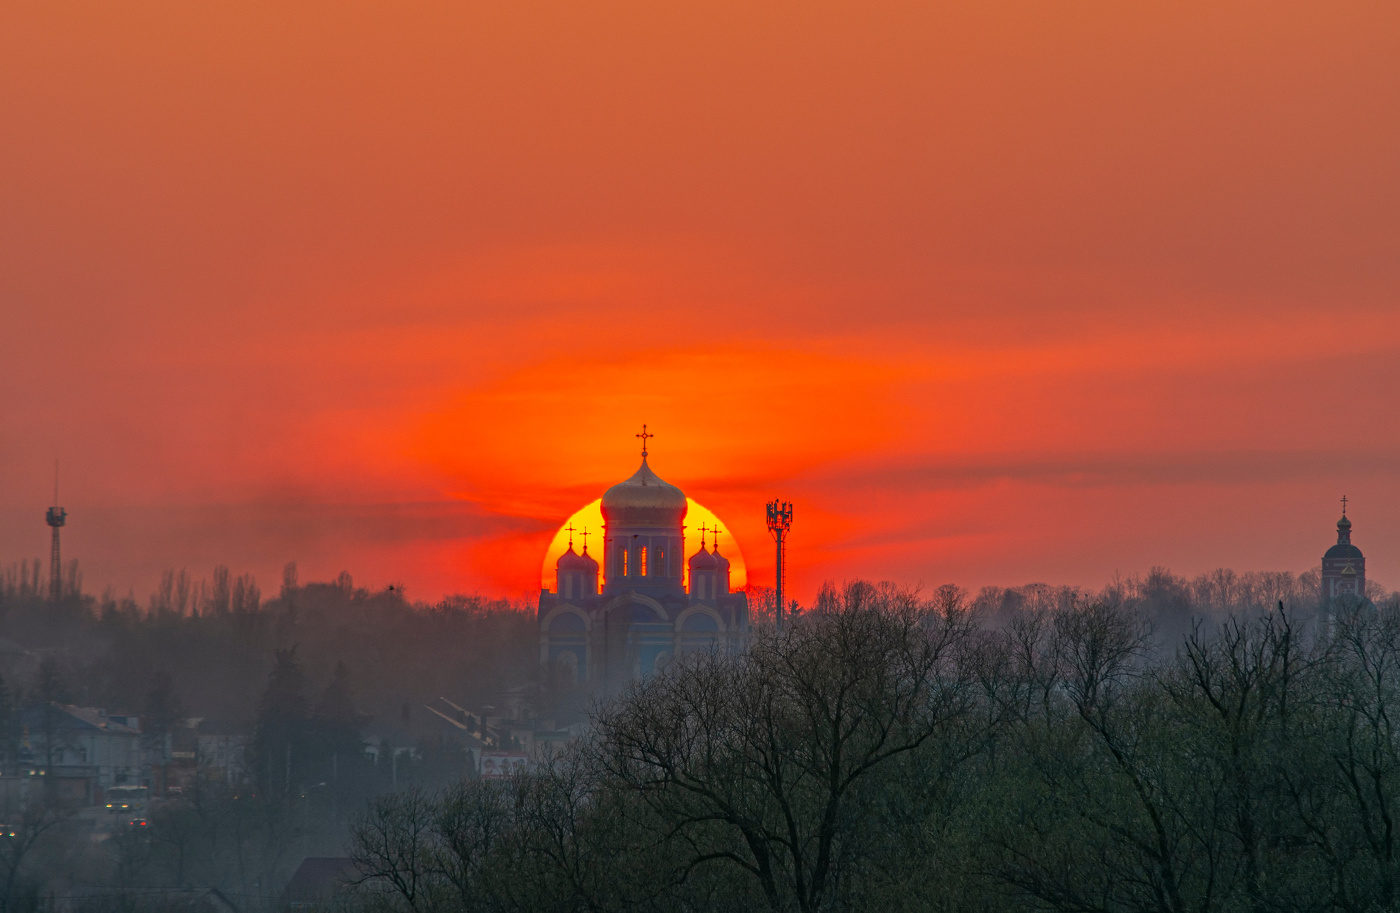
left=0, top=560, right=1371, bottom=732
left=348, top=581, right=1400, bottom=913
left=0, top=562, right=538, bottom=734
left=749, top=565, right=1365, bottom=645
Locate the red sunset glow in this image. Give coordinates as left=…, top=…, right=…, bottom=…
left=2, top=2, right=1397, bottom=602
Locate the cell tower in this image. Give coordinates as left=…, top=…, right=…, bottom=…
left=45, top=463, right=66, bottom=602
left=766, top=499, right=793, bottom=629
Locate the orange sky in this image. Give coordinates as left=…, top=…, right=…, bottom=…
left=3, top=2, right=1398, bottom=604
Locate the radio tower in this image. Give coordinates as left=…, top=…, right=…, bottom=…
left=45, top=462, right=66, bottom=602
left=766, top=499, right=793, bottom=629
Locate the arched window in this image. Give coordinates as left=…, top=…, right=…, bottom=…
left=549, top=612, right=586, bottom=633
left=622, top=548, right=629, bottom=577
left=656, top=547, right=665, bottom=576
left=639, top=546, right=648, bottom=576
left=681, top=611, right=720, bottom=632
left=562, top=575, right=571, bottom=600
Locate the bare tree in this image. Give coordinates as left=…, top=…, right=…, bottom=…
left=989, top=599, right=1208, bottom=913
left=1307, top=601, right=1400, bottom=909
left=0, top=803, right=67, bottom=913
left=433, top=780, right=512, bottom=911
left=595, top=581, right=981, bottom=913
left=1162, top=608, right=1312, bottom=913
left=350, top=781, right=516, bottom=913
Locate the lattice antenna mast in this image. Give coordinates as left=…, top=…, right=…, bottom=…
left=45, top=461, right=66, bottom=603
left=766, top=500, right=793, bottom=629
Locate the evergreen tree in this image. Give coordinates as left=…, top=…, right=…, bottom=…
left=315, top=661, right=369, bottom=756
left=0, top=673, right=14, bottom=772
left=314, top=661, right=370, bottom=803
left=33, top=657, right=68, bottom=706
left=30, top=657, right=71, bottom=772
left=253, top=647, right=311, bottom=795
left=143, top=671, right=184, bottom=752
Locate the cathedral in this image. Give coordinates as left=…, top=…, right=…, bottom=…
left=537, top=437, right=748, bottom=687
left=1321, top=498, right=1367, bottom=604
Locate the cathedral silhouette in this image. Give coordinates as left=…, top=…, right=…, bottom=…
left=537, top=428, right=748, bottom=687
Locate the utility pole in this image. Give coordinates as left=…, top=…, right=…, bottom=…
left=766, top=500, right=793, bottom=629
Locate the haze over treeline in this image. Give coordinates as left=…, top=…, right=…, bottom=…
left=0, top=561, right=537, bottom=735
left=0, top=556, right=1390, bottom=911
left=0, top=557, right=1372, bottom=729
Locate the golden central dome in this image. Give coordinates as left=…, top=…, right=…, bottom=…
left=601, top=457, right=688, bottom=527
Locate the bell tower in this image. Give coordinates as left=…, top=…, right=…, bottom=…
left=1321, top=496, right=1366, bottom=604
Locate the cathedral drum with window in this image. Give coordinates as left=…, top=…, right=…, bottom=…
left=537, top=451, right=748, bottom=687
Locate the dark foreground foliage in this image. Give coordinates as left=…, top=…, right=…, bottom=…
left=349, top=582, right=1400, bottom=913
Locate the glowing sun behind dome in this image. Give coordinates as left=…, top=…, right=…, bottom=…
left=541, top=498, right=747, bottom=592
left=537, top=429, right=751, bottom=687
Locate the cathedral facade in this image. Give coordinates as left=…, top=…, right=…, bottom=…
left=537, top=449, right=748, bottom=687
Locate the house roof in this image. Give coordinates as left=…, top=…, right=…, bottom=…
left=285, top=857, right=357, bottom=902
left=59, top=705, right=141, bottom=733
left=18, top=705, right=142, bottom=734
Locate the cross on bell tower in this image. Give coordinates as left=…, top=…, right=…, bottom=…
left=636, top=424, right=654, bottom=458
